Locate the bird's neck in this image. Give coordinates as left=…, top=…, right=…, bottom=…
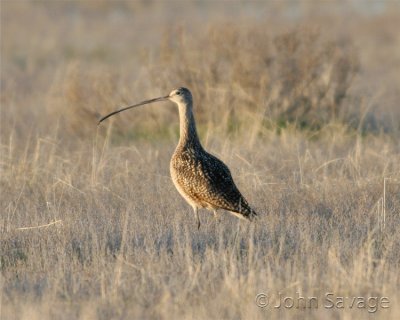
left=177, top=102, right=202, bottom=149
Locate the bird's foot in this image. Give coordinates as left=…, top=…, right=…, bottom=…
left=213, top=210, right=221, bottom=222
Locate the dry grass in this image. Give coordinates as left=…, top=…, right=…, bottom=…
left=1, top=2, right=400, bottom=320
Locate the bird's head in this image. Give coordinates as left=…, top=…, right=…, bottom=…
left=98, top=87, right=193, bottom=124
left=168, top=87, right=193, bottom=105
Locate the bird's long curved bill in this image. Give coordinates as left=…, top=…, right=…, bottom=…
left=98, top=95, right=169, bottom=125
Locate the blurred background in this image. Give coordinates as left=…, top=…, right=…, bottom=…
left=1, top=1, right=400, bottom=145
left=2, top=2, right=400, bottom=320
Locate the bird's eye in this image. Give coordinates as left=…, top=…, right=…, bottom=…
left=176, top=91, right=181, bottom=95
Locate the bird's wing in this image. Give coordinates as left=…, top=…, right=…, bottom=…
left=194, top=152, right=255, bottom=217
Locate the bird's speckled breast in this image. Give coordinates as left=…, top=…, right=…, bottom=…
left=170, top=147, right=213, bottom=210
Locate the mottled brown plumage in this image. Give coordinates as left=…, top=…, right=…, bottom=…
left=98, top=87, right=257, bottom=228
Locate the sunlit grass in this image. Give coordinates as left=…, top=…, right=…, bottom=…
left=1, top=2, right=400, bottom=320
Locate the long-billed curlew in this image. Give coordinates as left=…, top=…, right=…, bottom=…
left=99, top=87, right=257, bottom=228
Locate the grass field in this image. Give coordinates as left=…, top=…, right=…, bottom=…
left=1, top=2, right=400, bottom=319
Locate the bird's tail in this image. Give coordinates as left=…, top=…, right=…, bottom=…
left=229, top=209, right=257, bottom=222
left=244, top=208, right=258, bottom=221
left=229, top=202, right=257, bottom=222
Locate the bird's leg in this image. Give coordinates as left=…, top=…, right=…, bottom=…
left=213, top=210, right=220, bottom=222
left=193, top=207, right=201, bottom=230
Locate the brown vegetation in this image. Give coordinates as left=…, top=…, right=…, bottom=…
left=1, top=2, right=399, bottom=319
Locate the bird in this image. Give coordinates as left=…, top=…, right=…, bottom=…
left=98, top=87, right=257, bottom=229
